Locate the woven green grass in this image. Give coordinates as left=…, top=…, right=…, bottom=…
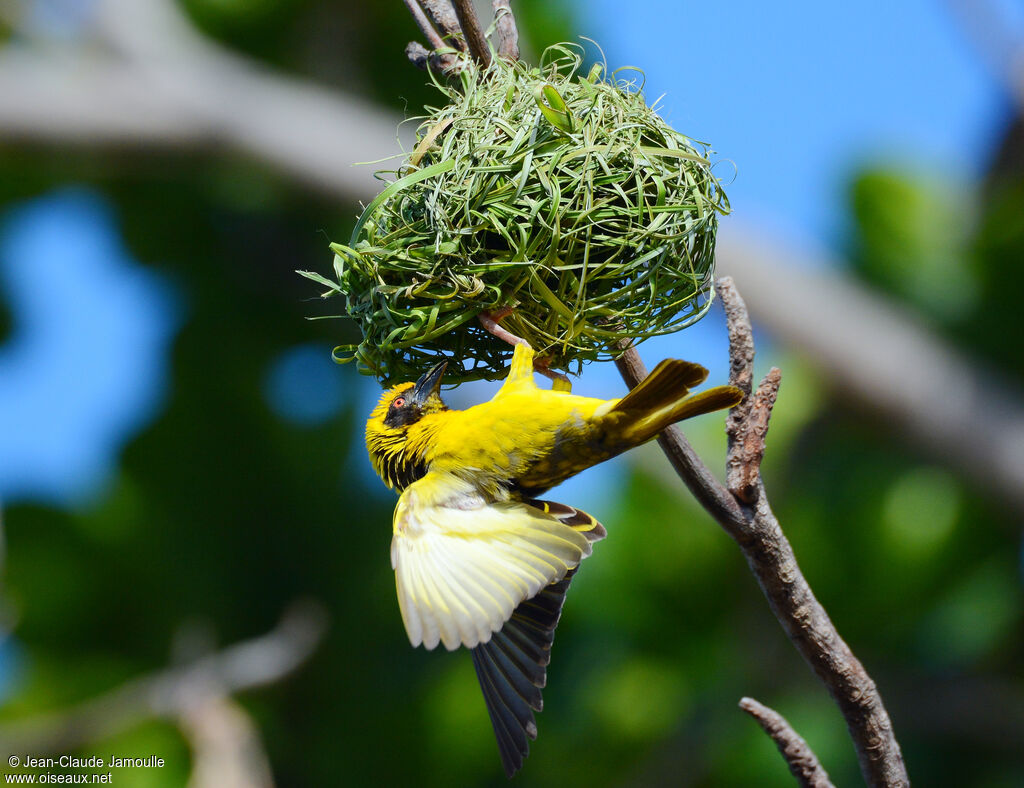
left=304, top=43, right=729, bottom=385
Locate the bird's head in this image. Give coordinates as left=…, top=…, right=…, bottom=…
left=365, top=360, right=448, bottom=488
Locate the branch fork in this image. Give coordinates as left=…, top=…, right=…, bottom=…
left=720, top=280, right=783, bottom=504
left=616, top=275, right=909, bottom=786
left=404, top=0, right=519, bottom=72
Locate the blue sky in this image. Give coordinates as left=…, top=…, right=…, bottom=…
left=0, top=189, right=179, bottom=508
left=0, top=0, right=1012, bottom=512
left=573, top=0, right=1008, bottom=244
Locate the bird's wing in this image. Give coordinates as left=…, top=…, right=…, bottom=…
left=470, top=500, right=605, bottom=777
left=390, top=474, right=594, bottom=651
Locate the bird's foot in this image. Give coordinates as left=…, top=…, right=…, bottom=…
left=533, top=356, right=572, bottom=391
left=479, top=308, right=525, bottom=347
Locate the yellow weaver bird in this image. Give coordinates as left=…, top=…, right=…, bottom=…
left=365, top=343, right=742, bottom=777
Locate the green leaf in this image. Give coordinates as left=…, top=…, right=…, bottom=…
left=533, top=83, right=574, bottom=133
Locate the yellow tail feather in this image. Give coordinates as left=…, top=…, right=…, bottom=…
left=611, top=360, right=744, bottom=445
left=613, top=359, right=709, bottom=416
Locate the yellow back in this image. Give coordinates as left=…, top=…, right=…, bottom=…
left=380, top=342, right=742, bottom=498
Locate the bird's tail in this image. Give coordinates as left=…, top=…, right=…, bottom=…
left=610, top=359, right=744, bottom=446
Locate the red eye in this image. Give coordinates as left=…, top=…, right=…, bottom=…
left=392, top=396, right=406, bottom=408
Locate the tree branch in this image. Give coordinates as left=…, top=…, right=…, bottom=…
left=615, top=344, right=748, bottom=529
left=716, top=229, right=1024, bottom=519
left=720, top=277, right=782, bottom=502
left=417, top=0, right=465, bottom=49
left=733, top=367, right=782, bottom=502
left=615, top=279, right=909, bottom=786
left=179, top=695, right=275, bottom=788
left=404, top=39, right=463, bottom=73
left=403, top=0, right=447, bottom=51
left=491, top=0, right=520, bottom=60
left=0, top=601, right=328, bottom=755
left=451, top=0, right=492, bottom=66
left=739, top=697, right=835, bottom=788
left=0, top=0, right=407, bottom=200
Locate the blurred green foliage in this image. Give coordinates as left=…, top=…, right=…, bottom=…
left=0, top=2, right=1021, bottom=787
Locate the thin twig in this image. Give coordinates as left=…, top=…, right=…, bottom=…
left=733, top=367, right=782, bottom=502
left=403, top=0, right=464, bottom=74
left=720, top=276, right=759, bottom=502
left=721, top=274, right=755, bottom=445
left=451, top=0, right=492, bottom=66
left=722, top=276, right=756, bottom=397
left=720, top=277, right=783, bottom=501
left=419, top=0, right=465, bottom=49
left=403, top=0, right=446, bottom=50
left=739, top=697, right=835, bottom=788
left=491, top=0, right=520, bottom=60
left=405, top=40, right=463, bottom=73
left=615, top=280, right=909, bottom=786
left=406, top=41, right=431, bottom=69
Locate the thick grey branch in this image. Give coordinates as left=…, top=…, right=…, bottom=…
left=0, top=602, right=327, bottom=755
left=739, top=697, right=835, bottom=788
left=0, top=0, right=408, bottom=200
left=179, top=695, right=275, bottom=788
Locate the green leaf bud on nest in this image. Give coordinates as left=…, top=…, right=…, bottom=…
left=307, top=43, right=730, bottom=385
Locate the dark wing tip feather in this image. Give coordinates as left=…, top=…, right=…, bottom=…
left=528, top=499, right=607, bottom=543
left=471, top=501, right=605, bottom=778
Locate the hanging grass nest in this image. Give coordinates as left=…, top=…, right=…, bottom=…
left=306, top=43, right=729, bottom=385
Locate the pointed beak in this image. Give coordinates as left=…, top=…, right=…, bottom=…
left=410, top=360, right=447, bottom=405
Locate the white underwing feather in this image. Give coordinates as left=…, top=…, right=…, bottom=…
left=391, top=473, right=593, bottom=650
